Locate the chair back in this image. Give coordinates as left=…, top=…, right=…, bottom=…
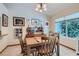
left=54, top=33, right=59, bottom=44
left=48, top=33, right=58, bottom=55
left=18, top=37, right=25, bottom=53
left=48, top=36, right=55, bottom=53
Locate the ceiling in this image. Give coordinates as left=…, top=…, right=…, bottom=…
left=3, top=3, right=79, bottom=17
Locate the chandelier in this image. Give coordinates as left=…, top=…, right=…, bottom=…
left=35, top=3, right=47, bottom=13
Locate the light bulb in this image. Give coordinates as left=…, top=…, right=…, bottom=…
left=35, top=8, right=38, bottom=11
left=39, top=9, right=42, bottom=13
left=37, top=4, right=40, bottom=8
left=43, top=4, right=46, bottom=8
left=44, top=8, right=47, bottom=11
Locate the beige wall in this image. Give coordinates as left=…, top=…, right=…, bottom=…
left=53, top=5, right=79, bottom=19
left=47, top=17, right=55, bottom=32
left=60, top=36, right=77, bottom=50
left=7, top=14, right=28, bottom=45
left=0, top=3, right=9, bottom=52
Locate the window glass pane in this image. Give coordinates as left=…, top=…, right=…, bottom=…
left=67, top=18, right=79, bottom=38
left=55, top=20, right=66, bottom=36
left=61, top=21, right=66, bottom=36
left=55, top=22, right=62, bottom=33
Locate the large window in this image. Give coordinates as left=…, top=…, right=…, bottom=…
left=55, top=12, right=79, bottom=38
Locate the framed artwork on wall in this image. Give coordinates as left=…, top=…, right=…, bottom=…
left=14, top=28, right=22, bottom=38
left=31, top=19, right=41, bottom=27
left=2, top=14, right=8, bottom=27
left=13, top=17, right=25, bottom=26
left=31, top=19, right=37, bottom=26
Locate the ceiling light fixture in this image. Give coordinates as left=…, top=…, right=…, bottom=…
left=35, top=3, right=47, bottom=13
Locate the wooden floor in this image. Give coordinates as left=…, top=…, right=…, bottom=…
left=0, top=45, right=76, bottom=56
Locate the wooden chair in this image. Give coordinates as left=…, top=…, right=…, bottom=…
left=47, top=33, right=59, bottom=56
left=48, top=36, right=57, bottom=55
left=37, top=36, right=50, bottom=56
left=53, top=33, right=60, bottom=56
left=18, top=37, right=27, bottom=56
left=37, top=34, right=57, bottom=56
left=24, top=34, right=39, bottom=56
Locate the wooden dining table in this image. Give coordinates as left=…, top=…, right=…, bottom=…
left=24, top=34, right=60, bottom=56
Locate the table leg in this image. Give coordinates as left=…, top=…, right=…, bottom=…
left=56, top=43, right=60, bottom=56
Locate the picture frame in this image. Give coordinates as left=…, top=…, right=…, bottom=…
left=31, top=19, right=41, bottom=27
left=14, top=28, right=22, bottom=38
left=2, top=14, right=8, bottom=27
left=13, top=17, right=25, bottom=26
left=31, top=19, right=37, bottom=26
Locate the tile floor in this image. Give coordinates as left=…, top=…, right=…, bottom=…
left=0, top=45, right=76, bottom=56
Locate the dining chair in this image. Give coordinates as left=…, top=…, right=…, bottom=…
left=37, top=36, right=50, bottom=56
left=24, top=34, right=39, bottom=56
left=54, top=33, right=60, bottom=56
left=49, top=36, right=57, bottom=55
left=37, top=34, right=58, bottom=56
left=18, top=37, right=27, bottom=56
left=47, top=33, right=59, bottom=56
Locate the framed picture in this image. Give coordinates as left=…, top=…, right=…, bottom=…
left=14, top=28, right=22, bottom=38
left=31, top=19, right=40, bottom=27
left=31, top=19, right=37, bottom=26
left=13, top=17, right=25, bottom=26
left=2, top=14, right=8, bottom=27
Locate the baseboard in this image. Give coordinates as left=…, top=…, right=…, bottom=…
left=0, top=44, right=20, bottom=54
left=0, top=46, right=8, bottom=54
left=8, top=44, right=20, bottom=47
left=59, top=43, right=76, bottom=51
left=0, top=43, right=76, bottom=54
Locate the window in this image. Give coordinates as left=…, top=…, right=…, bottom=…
left=55, top=12, right=79, bottom=38
left=67, top=18, right=79, bottom=38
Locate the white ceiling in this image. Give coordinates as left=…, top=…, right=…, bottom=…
left=3, top=3, right=79, bottom=17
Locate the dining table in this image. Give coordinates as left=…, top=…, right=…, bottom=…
left=24, top=34, right=60, bottom=56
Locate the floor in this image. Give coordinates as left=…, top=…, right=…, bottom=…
left=0, top=45, right=76, bottom=56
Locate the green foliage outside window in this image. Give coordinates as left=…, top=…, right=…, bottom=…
left=56, top=18, right=79, bottom=38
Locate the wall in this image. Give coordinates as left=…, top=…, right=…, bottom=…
left=60, top=36, right=77, bottom=50
left=53, top=5, right=79, bottom=19
left=47, top=17, right=55, bottom=33
left=0, top=3, right=9, bottom=52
